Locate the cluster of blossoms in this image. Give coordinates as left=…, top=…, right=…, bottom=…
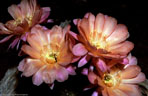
left=0, top=0, right=146, bottom=96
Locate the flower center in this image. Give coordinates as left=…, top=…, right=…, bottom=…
left=103, top=74, right=117, bottom=87
left=26, top=15, right=33, bottom=26
left=40, top=45, right=59, bottom=64
left=89, top=33, right=107, bottom=50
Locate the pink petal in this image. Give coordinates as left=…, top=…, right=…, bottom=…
left=92, top=91, right=98, bottom=96
left=69, top=31, right=78, bottom=40
left=42, top=65, right=56, bottom=84
left=8, top=5, right=22, bottom=20
left=122, top=72, right=146, bottom=84
left=78, top=55, right=91, bottom=67
left=96, top=59, right=107, bottom=72
left=0, top=23, right=11, bottom=34
left=8, top=38, right=20, bottom=49
left=121, top=58, right=129, bottom=65
left=39, top=7, right=51, bottom=23
left=47, top=19, right=54, bottom=23
left=72, top=43, right=88, bottom=56
left=73, top=19, right=78, bottom=25
left=124, top=53, right=137, bottom=68
left=56, top=66, right=69, bottom=82
left=32, top=65, right=46, bottom=86
left=18, top=59, right=26, bottom=71
left=71, top=56, right=81, bottom=63
left=0, top=35, right=13, bottom=43
left=66, top=66, right=76, bottom=75
left=81, top=68, right=88, bottom=75
left=21, top=59, right=43, bottom=77
left=88, top=72, right=97, bottom=84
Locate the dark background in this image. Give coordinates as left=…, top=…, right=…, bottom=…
left=0, top=0, right=148, bottom=96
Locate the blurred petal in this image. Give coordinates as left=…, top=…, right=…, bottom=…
left=32, top=65, right=46, bottom=86
left=92, top=91, right=98, bottom=96
left=0, top=35, right=13, bottom=43
left=8, top=5, right=22, bottom=20
left=22, top=59, right=43, bottom=77
left=81, top=68, right=88, bottom=75
left=56, top=66, right=68, bottom=82
left=8, top=38, right=20, bottom=49
left=0, top=23, right=12, bottom=34
left=39, top=7, right=51, bottom=23
left=72, top=43, right=88, bottom=56
left=96, top=59, right=107, bottom=72
left=78, top=55, right=91, bottom=67
left=66, top=66, right=76, bottom=75
left=69, top=31, right=78, bottom=40
left=88, top=72, right=97, bottom=84
left=42, top=65, right=56, bottom=84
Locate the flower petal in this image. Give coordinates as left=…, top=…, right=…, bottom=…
left=106, top=24, right=129, bottom=46
left=39, top=7, right=51, bottom=23
left=96, top=58, right=107, bottom=72
left=88, top=71, right=97, bottom=84
left=32, top=65, right=46, bottom=86
left=92, top=91, right=98, bottom=96
left=72, top=43, right=88, bottom=56
left=21, top=59, right=43, bottom=77
left=102, top=16, right=117, bottom=38
left=109, top=41, right=134, bottom=56
left=118, top=84, right=141, bottom=96
left=121, top=65, right=141, bottom=79
left=66, top=66, right=76, bottom=75
left=78, top=55, right=91, bottom=67
left=42, top=65, right=56, bottom=84
left=56, top=65, right=69, bottom=82
left=8, top=5, right=22, bottom=20
left=21, top=44, right=40, bottom=59
left=0, top=35, right=13, bottom=43
left=122, top=72, right=146, bottom=84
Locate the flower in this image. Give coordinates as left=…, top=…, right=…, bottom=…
left=0, top=0, right=51, bottom=49
left=87, top=56, right=145, bottom=96
left=18, top=25, right=76, bottom=86
left=71, top=13, right=134, bottom=63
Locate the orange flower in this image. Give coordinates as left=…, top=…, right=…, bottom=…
left=72, top=13, right=134, bottom=59
left=18, top=25, right=75, bottom=86
left=87, top=56, right=145, bottom=96
left=0, top=0, right=51, bottom=49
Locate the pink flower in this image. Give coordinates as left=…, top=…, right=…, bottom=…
left=87, top=59, right=145, bottom=96
left=71, top=13, right=134, bottom=67
left=0, top=0, right=51, bottom=49
left=18, top=25, right=76, bottom=86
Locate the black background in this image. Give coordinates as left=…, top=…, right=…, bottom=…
left=0, top=0, right=148, bottom=96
